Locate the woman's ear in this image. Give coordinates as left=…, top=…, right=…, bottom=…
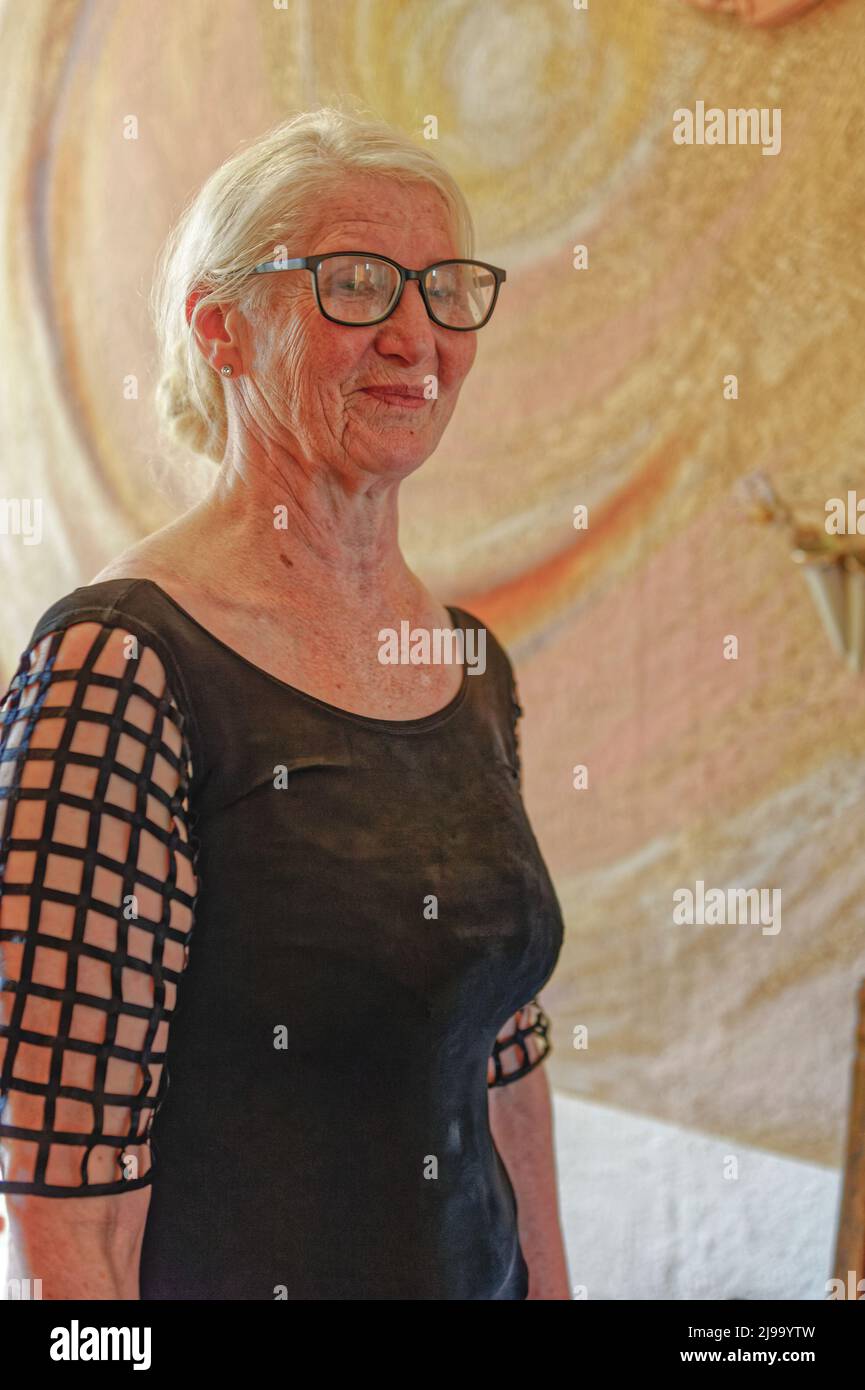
left=185, top=287, right=204, bottom=326
left=187, top=297, right=234, bottom=370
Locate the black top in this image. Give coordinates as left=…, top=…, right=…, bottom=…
left=0, top=578, right=565, bottom=1300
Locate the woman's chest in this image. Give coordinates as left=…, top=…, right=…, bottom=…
left=157, top=577, right=465, bottom=719
left=189, top=745, right=563, bottom=1043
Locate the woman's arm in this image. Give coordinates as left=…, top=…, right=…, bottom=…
left=5, top=1188, right=151, bottom=1299
left=0, top=620, right=197, bottom=1299
left=488, top=1062, right=571, bottom=1300
left=490, top=674, right=569, bottom=1296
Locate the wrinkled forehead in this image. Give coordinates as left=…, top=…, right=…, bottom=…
left=298, top=174, right=462, bottom=264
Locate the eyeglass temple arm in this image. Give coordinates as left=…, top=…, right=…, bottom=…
left=252, top=257, right=310, bottom=274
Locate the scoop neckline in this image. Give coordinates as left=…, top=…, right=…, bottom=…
left=89, top=576, right=473, bottom=733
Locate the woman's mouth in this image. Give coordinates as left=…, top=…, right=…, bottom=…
left=360, top=387, right=428, bottom=410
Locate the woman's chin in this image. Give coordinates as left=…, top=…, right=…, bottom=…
left=349, top=422, right=440, bottom=475
left=360, top=444, right=435, bottom=480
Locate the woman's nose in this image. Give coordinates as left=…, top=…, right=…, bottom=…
left=379, top=277, right=437, bottom=340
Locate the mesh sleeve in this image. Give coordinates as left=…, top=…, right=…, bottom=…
left=0, top=618, right=198, bottom=1196
left=487, top=997, right=552, bottom=1088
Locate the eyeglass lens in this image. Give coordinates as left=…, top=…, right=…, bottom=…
left=315, top=256, right=496, bottom=328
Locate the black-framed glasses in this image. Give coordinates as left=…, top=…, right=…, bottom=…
left=251, top=250, right=506, bottom=330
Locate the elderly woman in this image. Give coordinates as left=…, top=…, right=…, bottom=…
left=0, top=108, right=568, bottom=1301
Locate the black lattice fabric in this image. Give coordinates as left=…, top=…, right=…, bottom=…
left=0, top=621, right=197, bottom=1196
left=487, top=998, right=552, bottom=1087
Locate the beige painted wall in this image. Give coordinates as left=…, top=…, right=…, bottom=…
left=1, top=0, right=862, bottom=1296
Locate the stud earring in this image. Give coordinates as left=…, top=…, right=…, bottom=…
left=220, top=364, right=234, bottom=377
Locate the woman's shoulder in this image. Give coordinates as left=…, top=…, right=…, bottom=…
left=24, top=569, right=197, bottom=714
left=85, top=552, right=184, bottom=599
left=32, top=540, right=200, bottom=642
left=448, top=603, right=516, bottom=684
left=14, top=572, right=207, bottom=792
left=21, top=566, right=183, bottom=679
left=28, top=575, right=149, bottom=641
